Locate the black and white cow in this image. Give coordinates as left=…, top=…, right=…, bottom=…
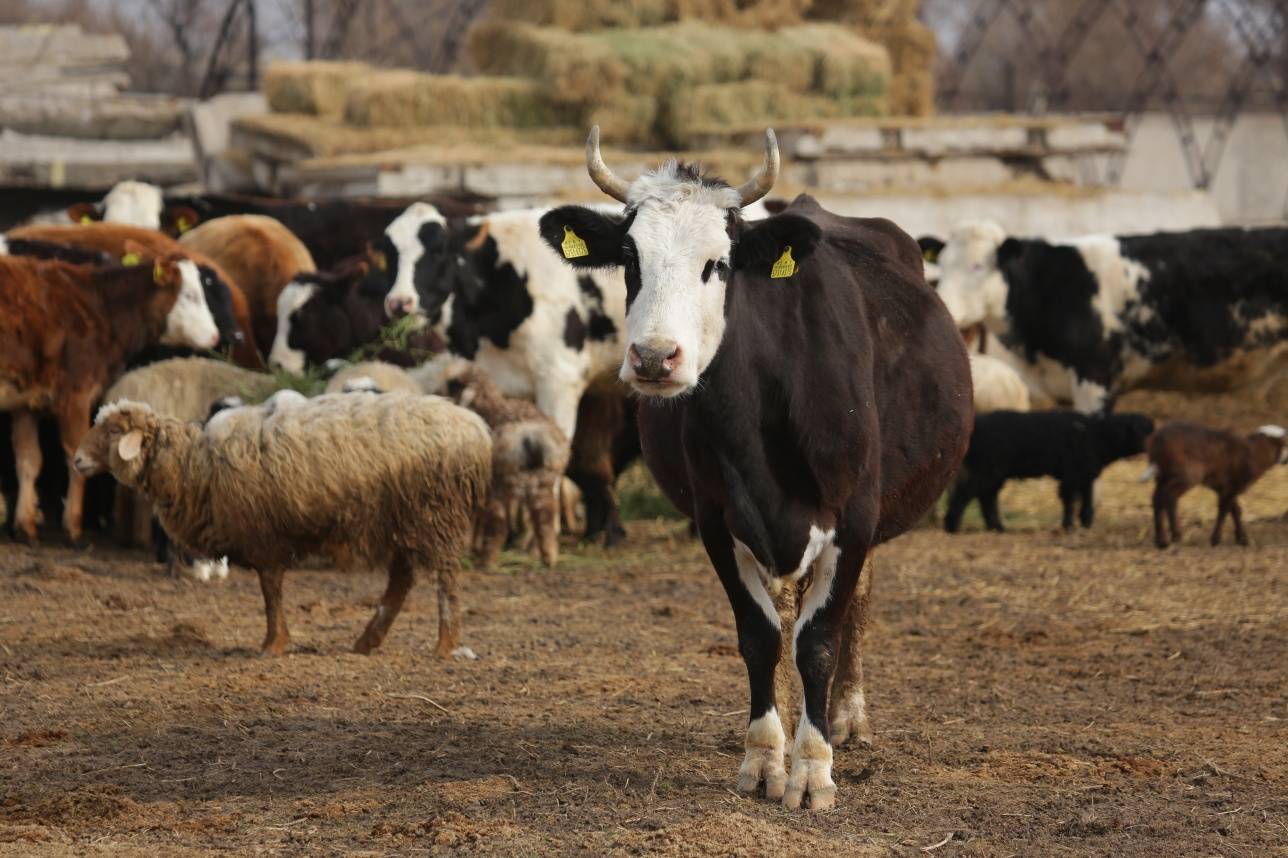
left=539, top=128, right=972, bottom=810
left=362, top=202, right=626, bottom=440
left=935, top=220, right=1288, bottom=413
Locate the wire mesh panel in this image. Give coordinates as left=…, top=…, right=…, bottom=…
left=926, top=0, right=1288, bottom=198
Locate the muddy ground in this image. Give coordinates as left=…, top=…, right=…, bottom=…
left=2, top=391, right=1287, bottom=856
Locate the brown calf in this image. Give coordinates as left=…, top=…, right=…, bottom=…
left=1145, top=421, right=1288, bottom=548
left=178, top=214, right=316, bottom=356
left=0, top=251, right=193, bottom=543
left=7, top=222, right=261, bottom=368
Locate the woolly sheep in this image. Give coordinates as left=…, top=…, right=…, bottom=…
left=74, top=393, right=492, bottom=657
left=970, top=353, right=1031, bottom=414
left=101, top=357, right=280, bottom=571
left=325, top=361, right=421, bottom=395
left=439, top=361, right=571, bottom=569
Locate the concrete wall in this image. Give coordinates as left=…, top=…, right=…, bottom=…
left=1117, top=112, right=1288, bottom=226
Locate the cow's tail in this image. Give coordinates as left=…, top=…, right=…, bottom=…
left=1138, top=463, right=1157, bottom=484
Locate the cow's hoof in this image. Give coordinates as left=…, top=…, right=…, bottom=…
left=784, top=722, right=836, bottom=811
left=261, top=638, right=288, bottom=657
left=602, top=528, right=626, bottom=549
left=736, top=710, right=787, bottom=800
left=828, top=693, right=874, bottom=747
left=782, top=758, right=837, bottom=811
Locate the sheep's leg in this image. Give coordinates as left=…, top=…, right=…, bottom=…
left=1230, top=498, right=1249, bottom=546
left=354, top=552, right=415, bottom=654
left=112, top=486, right=134, bottom=545
left=256, top=567, right=290, bottom=655
left=434, top=556, right=464, bottom=658
left=829, top=555, right=875, bottom=747
left=131, top=494, right=153, bottom=549
left=530, top=479, right=560, bottom=568
left=475, top=490, right=508, bottom=571
left=1211, top=496, right=1230, bottom=546
left=10, top=410, right=42, bottom=544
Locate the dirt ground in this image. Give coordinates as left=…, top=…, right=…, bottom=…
left=3, top=394, right=1287, bottom=856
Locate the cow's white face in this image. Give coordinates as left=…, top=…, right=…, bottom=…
left=160, top=259, right=221, bottom=350
left=619, top=166, right=741, bottom=396
left=936, top=220, right=1011, bottom=328
left=269, top=279, right=318, bottom=373
left=380, top=202, right=444, bottom=318
left=101, top=181, right=164, bottom=230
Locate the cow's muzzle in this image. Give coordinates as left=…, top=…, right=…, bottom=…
left=628, top=340, right=682, bottom=382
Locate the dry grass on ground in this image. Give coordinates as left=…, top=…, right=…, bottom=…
left=2, top=390, right=1286, bottom=855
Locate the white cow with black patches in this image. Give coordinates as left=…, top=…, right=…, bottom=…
left=368, top=205, right=626, bottom=440
left=936, top=219, right=1288, bottom=413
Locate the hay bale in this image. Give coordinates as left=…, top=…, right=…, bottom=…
left=262, top=61, right=369, bottom=118
left=588, top=93, right=660, bottom=147
left=343, top=71, right=569, bottom=129
left=663, top=79, right=884, bottom=146
left=592, top=23, right=745, bottom=99
left=484, top=0, right=670, bottom=30
left=808, top=0, right=936, bottom=116
left=465, top=21, right=626, bottom=109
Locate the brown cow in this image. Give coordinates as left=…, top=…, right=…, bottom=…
left=178, top=214, right=316, bottom=357
left=0, top=249, right=210, bottom=543
left=7, top=222, right=261, bottom=369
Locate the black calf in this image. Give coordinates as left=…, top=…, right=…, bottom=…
left=945, top=410, right=1154, bottom=533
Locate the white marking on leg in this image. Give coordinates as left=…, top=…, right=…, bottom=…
left=269, top=281, right=317, bottom=372
left=736, top=707, right=787, bottom=799
left=732, top=538, right=780, bottom=630
left=792, top=538, right=839, bottom=655
left=784, top=708, right=836, bottom=811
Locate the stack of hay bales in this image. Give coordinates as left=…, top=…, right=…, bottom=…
left=468, top=20, right=889, bottom=146
left=478, top=0, right=933, bottom=118
left=249, top=0, right=932, bottom=158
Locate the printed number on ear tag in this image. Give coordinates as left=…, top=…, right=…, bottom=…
left=561, top=226, right=589, bottom=259
left=770, top=246, right=796, bottom=279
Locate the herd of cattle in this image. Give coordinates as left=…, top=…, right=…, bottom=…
left=2, top=126, right=1287, bottom=811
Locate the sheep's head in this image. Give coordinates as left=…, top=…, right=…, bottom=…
left=439, top=359, right=491, bottom=408
left=74, top=400, right=159, bottom=485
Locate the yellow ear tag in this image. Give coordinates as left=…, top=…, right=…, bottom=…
left=373, top=251, right=387, bottom=271
left=120, top=252, right=141, bottom=267
left=561, top=226, right=588, bottom=259
left=152, top=259, right=166, bottom=285
left=923, top=248, right=938, bottom=263
left=79, top=215, right=92, bottom=224
left=770, top=246, right=796, bottom=279
left=177, top=217, right=190, bottom=233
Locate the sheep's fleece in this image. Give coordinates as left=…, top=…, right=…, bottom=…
left=103, top=356, right=279, bottom=421
left=80, top=393, right=492, bottom=574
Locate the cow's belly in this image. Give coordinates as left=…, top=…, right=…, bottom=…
left=0, top=380, right=49, bottom=410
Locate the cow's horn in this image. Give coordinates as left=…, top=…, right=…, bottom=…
left=585, top=125, right=630, bottom=203
left=735, top=129, right=780, bottom=207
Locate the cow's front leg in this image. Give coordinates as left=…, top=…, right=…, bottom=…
left=786, top=536, right=866, bottom=811
left=699, top=514, right=786, bottom=800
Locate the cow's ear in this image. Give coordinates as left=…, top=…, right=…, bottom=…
left=163, top=206, right=200, bottom=236
left=539, top=206, right=624, bottom=269
left=918, top=235, right=945, bottom=263
left=732, top=214, right=822, bottom=276
left=996, top=237, right=1024, bottom=268
left=67, top=202, right=101, bottom=225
